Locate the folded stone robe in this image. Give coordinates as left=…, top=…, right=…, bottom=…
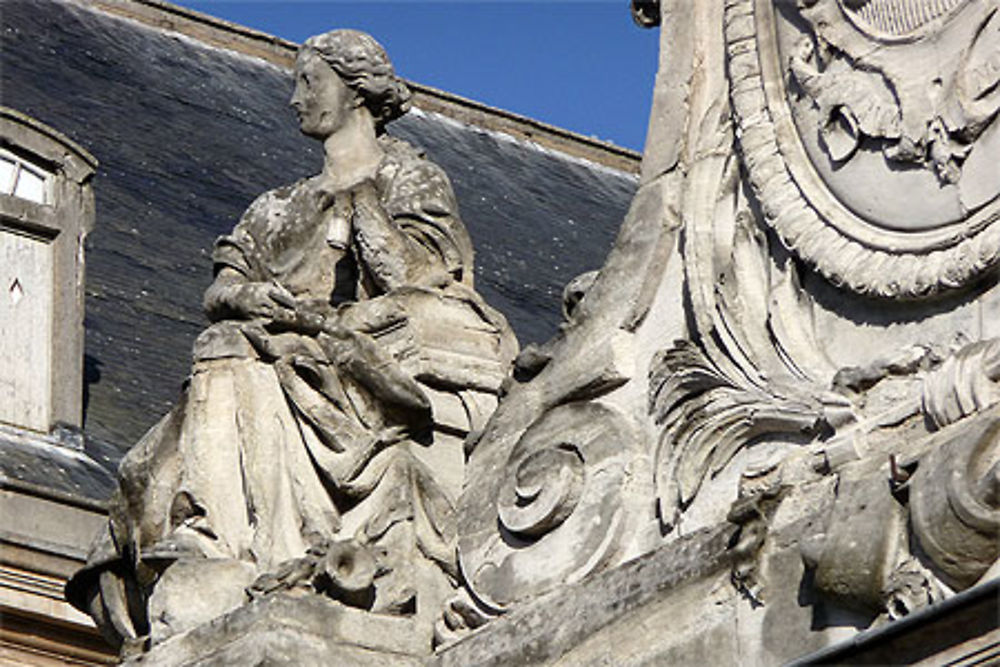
left=67, top=135, right=517, bottom=645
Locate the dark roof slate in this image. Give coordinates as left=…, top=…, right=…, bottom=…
left=0, top=425, right=117, bottom=503
left=1, top=0, right=637, bottom=472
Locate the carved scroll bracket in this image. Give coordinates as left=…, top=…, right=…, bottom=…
left=911, top=406, right=1000, bottom=591
left=458, top=401, right=641, bottom=612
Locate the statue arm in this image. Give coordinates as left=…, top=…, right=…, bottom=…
left=203, top=267, right=296, bottom=323
left=202, top=191, right=299, bottom=323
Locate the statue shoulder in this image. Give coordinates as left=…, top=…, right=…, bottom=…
left=213, top=179, right=312, bottom=275
left=377, top=135, right=458, bottom=216
left=239, top=179, right=311, bottom=228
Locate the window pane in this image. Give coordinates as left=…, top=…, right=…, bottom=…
left=0, top=158, right=15, bottom=195
left=14, top=165, right=46, bottom=203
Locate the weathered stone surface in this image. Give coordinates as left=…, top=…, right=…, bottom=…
left=67, top=28, right=517, bottom=658
left=909, top=404, right=1000, bottom=591
left=436, top=524, right=738, bottom=666
left=449, top=0, right=1000, bottom=661
left=459, top=400, right=642, bottom=612
left=41, top=0, right=1000, bottom=662
left=128, top=594, right=424, bottom=667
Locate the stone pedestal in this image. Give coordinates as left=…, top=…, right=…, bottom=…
left=127, top=594, right=425, bottom=667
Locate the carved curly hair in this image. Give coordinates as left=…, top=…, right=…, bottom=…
left=302, top=29, right=412, bottom=132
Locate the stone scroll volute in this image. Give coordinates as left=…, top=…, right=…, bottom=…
left=458, top=401, right=641, bottom=612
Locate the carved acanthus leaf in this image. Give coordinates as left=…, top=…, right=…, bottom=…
left=651, top=136, right=854, bottom=532
left=649, top=340, right=838, bottom=531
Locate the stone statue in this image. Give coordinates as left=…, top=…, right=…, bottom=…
left=63, top=4, right=998, bottom=662
left=67, top=29, right=516, bottom=655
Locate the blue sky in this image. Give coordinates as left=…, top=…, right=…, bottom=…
left=173, top=1, right=659, bottom=152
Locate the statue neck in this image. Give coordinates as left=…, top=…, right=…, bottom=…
left=319, top=111, right=383, bottom=192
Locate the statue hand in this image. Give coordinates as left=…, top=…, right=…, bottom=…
left=231, top=281, right=297, bottom=322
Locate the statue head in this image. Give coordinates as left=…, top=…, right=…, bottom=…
left=293, top=29, right=411, bottom=137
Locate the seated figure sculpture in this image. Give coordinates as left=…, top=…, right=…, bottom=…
left=67, top=29, right=516, bottom=652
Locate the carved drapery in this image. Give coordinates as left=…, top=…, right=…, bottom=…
left=66, top=30, right=519, bottom=656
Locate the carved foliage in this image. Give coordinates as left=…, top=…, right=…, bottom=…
left=649, top=341, right=833, bottom=530
left=650, top=147, right=854, bottom=531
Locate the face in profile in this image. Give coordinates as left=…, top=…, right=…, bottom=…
left=290, top=50, right=357, bottom=139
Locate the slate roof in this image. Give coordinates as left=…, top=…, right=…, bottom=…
left=0, top=0, right=638, bottom=498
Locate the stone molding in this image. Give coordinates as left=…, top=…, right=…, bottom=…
left=726, top=0, right=1000, bottom=298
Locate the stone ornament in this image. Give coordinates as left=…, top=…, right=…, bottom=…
left=648, top=335, right=853, bottom=532
left=922, top=337, right=1000, bottom=428
left=912, top=338, right=1000, bottom=590
left=911, top=407, right=1000, bottom=591
left=66, top=29, right=516, bottom=655
left=728, top=0, right=1000, bottom=297
left=803, top=390, right=1000, bottom=620
left=450, top=0, right=1000, bottom=649
left=459, top=401, right=639, bottom=611
left=55, top=2, right=1000, bottom=660
left=646, top=0, right=1000, bottom=539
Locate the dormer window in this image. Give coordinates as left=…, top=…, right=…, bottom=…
left=0, top=148, right=52, bottom=205
left=0, top=108, right=96, bottom=434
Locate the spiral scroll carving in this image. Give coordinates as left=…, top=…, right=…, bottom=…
left=910, top=409, right=1000, bottom=590
left=459, top=402, right=638, bottom=611
left=497, top=443, right=586, bottom=538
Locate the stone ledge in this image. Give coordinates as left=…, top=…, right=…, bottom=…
left=128, top=594, right=427, bottom=667
left=435, top=523, right=739, bottom=666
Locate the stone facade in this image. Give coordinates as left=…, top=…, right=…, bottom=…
left=4, top=0, right=999, bottom=664
left=445, top=0, right=1000, bottom=662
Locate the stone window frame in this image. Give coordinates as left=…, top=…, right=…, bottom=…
left=0, top=107, right=97, bottom=433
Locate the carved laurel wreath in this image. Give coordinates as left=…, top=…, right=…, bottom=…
left=724, top=0, right=1000, bottom=299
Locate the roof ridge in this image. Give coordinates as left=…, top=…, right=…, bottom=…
left=81, top=0, right=643, bottom=173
